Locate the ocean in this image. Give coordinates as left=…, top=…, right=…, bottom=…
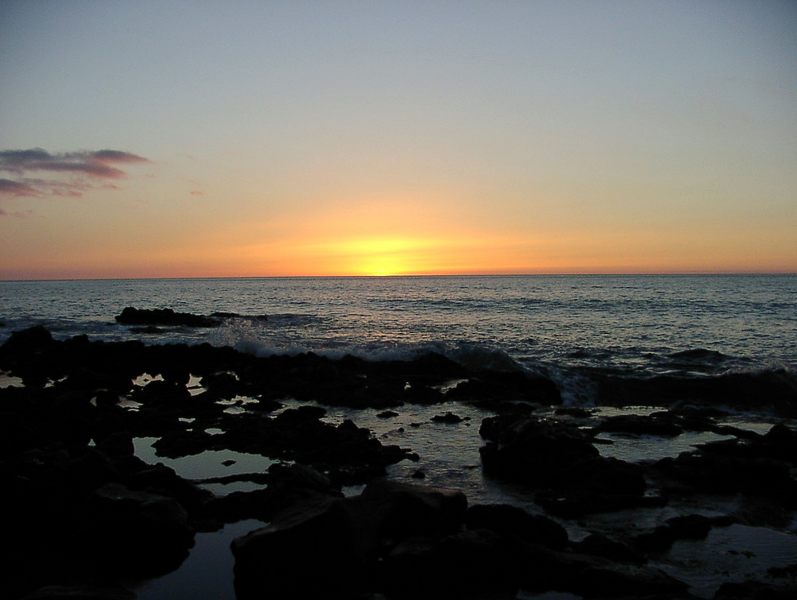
left=1, top=274, right=794, bottom=402
left=3, top=274, right=797, bottom=598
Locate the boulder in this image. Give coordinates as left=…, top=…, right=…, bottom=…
left=597, top=412, right=683, bottom=437
left=381, top=529, right=519, bottom=599
left=232, top=496, right=364, bottom=599
left=431, top=411, right=464, bottom=424
left=22, top=586, right=136, bottom=600
left=465, top=504, right=568, bottom=549
left=232, top=481, right=469, bottom=599
left=573, top=564, right=689, bottom=598
left=359, top=480, right=468, bottom=545
left=479, top=415, right=598, bottom=485
left=78, top=483, right=194, bottom=577
left=714, top=580, right=797, bottom=599
left=574, top=533, right=643, bottom=564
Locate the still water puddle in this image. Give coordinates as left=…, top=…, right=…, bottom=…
left=0, top=371, right=24, bottom=389
left=595, top=430, right=734, bottom=463
left=136, top=519, right=267, bottom=600
left=657, top=524, right=797, bottom=598
left=133, top=437, right=276, bottom=483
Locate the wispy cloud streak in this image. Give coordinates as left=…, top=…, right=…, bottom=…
left=0, top=148, right=149, bottom=200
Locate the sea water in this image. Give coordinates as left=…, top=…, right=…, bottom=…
left=3, top=275, right=796, bottom=598
left=1, top=275, right=794, bottom=373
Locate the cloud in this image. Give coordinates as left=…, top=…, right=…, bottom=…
left=0, top=178, right=39, bottom=197
left=0, top=205, right=33, bottom=218
left=0, top=148, right=149, bottom=198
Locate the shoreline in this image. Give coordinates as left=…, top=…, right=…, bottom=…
left=3, top=327, right=796, bottom=599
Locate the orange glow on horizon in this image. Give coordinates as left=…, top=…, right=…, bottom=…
left=1, top=193, right=795, bottom=280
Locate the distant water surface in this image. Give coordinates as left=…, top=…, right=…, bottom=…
left=1, top=275, right=794, bottom=384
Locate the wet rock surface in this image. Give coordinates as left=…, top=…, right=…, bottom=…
left=115, top=307, right=221, bottom=328
left=1, top=327, right=795, bottom=599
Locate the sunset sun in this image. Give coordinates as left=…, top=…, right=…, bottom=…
left=340, top=237, right=423, bottom=276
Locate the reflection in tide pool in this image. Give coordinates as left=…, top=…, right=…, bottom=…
left=658, top=524, right=797, bottom=598
left=136, top=519, right=267, bottom=600
left=595, top=431, right=734, bottom=463
left=132, top=437, right=276, bottom=482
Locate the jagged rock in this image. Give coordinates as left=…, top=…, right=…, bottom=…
left=232, top=496, right=364, bottom=599
left=574, top=533, right=644, bottom=564
left=358, top=480, right=468, bottom=543
left=232, top=481, right=468, bottom=599
left=431, top=411, right=463, bottom=423
left=479, top=415, right=598, bottom=485
left=465, top=504, right=568, bottom=549
left=22, top=585, right=136, bottom=600
left=447, top=371, right=561, bottom=407
left=573, top=564, right=689, bottom=598
left=381, top=529, right=518, bottom=599
left=597, top=412, right=683, bottom=437
left=714, top=580, right=797, bottom=599
left=115, top=307, right=220, bottom=327
left=79, top=483, right=194, bottom=577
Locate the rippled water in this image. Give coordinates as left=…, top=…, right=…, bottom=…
left=1, top=275, right=794, bottom=377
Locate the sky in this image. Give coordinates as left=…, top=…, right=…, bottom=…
left=1, top=0, right=795, bottom=279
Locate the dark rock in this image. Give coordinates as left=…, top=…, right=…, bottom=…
left=514, top=542, right=601, bottom=592
left=760, top=423, right=797, bottom=464
left=768, top=562, right=797, bottom=578
left=153, top=429, right=213, bottom=458
left=132, top=379, right=192, bottom=406
left=447, top=372, right=560, bottom=407
left=203, top=464, right=341, bottom=527
left=634, top=514, right=713, bottom=554
left=381, top=529, right=519, bottom=599
left=554, top=407, right=592, bottom=418
left=222, top=459, right=236, bottom=466
left=479, top=415, right=598, bottom=485
left=129, top=326, right=165, bottom=334
left=376, top=410, right=399, bottom=419
left=431, top=411, right=463, bottom=424
left=94, top=431, right=134, bottom=457
left=597, top=412, right=683, bottom=437
left=127, top=463, right=212, bottom=513
left=232, top=496, right=365, bottom=599
left=1, top=325, right=54, bottom=354
left=714, top=580, right=797, bottom=599
left=573, top=564, right=689, bottom=598
left=115, top=307, right=220, bottom=328
left=232, top=481, right=469, bottom=599
left=536, top=490, right=665, bottom=519
left=80, top=483, right=194, bottom=577
left=574, top=533, right=643, bottom=564
left=411, top=469, right=426, bottom=479
left=22, top=585, right=136, bottom=600
left=359, top=480, right=468, bottom=543
left=593, top=369, right=797, bottom=417
left=479, top=414, right=651, bottom=515
left=666, top=514, right=713, bottom=539
left=559, top=456, right=646, bottom=496
left=465, top=504, right=568, bottom=549
left=199, top=371, right=241, bottom=398
left=268, top=462, right=337, bottom=494
left=655, top=448, right=797, bottom=505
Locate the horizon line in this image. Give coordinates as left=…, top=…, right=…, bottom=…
left=1, top=271, right=796, bottom=283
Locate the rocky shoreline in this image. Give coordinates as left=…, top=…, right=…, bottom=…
left=2, top=326, right=796, bottom=599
